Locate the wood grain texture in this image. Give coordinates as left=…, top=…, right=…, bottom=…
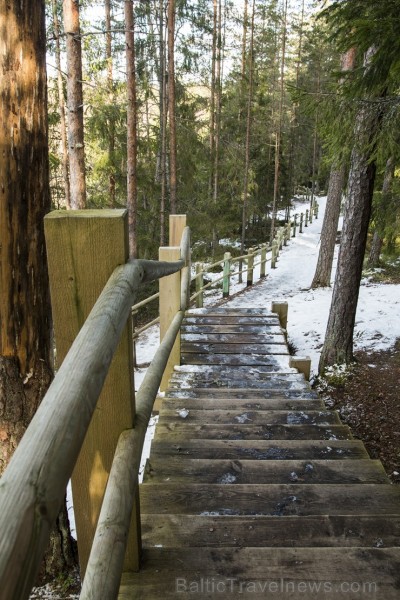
left=45, top=209, right=139, bottom=575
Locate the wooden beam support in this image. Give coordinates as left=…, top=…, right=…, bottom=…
left=290, top=356, right=312, bottom=381
left=169, top=214, right=187, bottom=246
left=159, top=246, right=181, bottom=391
left=44, top=209, right=140, bottom=576
left=271, top=301, right=288, bottom=330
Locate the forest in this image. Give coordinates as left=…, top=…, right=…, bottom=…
left=1, top=0, right=400, bottom=594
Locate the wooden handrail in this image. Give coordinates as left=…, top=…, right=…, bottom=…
left=0, top=248, right=188, bottom=599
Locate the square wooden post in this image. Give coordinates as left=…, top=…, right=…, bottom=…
left=271, top=301, right=288, bottom=329
left=44, top=209, right=141, bottom=577
left=159, top=246, right=181, bottom=391
left=223, top=252, right=231, bottom=298
left=290, top=356, right=311, bottom=381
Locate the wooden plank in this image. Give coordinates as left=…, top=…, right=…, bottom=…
left=159, top=409, right=340, bottom=425
left=152, top=424, right=352, bottom=442
left=181, top=354, right=294, bottom=367
left=139, top=483, right=400, bottom=516
left=173, top=365, right=305, bottom=379
left=45, top=209, right=139, bottom=575
left=181, top=324, right=282, bottom=333
left=159, top=246, right=181, bottom=391
left=182, top=316, right=280, bottom=325
left=168, top=379, right=312, bottom=390
left=140, top=514, right=400, bottom=548
left=169, top=214, right=186, bottom=246
left=185, top=308, right=275, bottom=315
left=160, top=397, right=326, bottom=411
left=149, top=439, right=370, bottom=460
left=120, top=547, right=400, bottom=599
left=165, top=389, right=319, bottom=399
left=181, top=342, right=289, bottom=355
left=143, top=458, right=390, bottom=485
left=181, top=332, right=286, bottom=344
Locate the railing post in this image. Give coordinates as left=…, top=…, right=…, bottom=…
left=305, top=208, right=309, bottom=227
left=159, top=245, right=181, bottom=391
left=309, top=201, right=313, bottom=224
left=223, top=252, right=231, bottom=298
left=196, top=263, right=204, bottom=307
left=247, top=248, right=254, bottom=287
left=293, top=214, right=297, bottom=237
left=271, top=240, right=278, bottom=268
left=169, top=214, right=187, bottom=246
left=271, top=300, right=288, bottom=329
left=260, top=243, right=267, bottom=278
left=299, top=212, right=304, bottom=233
left=290, top=356, right=311, bottom=381
left=287, top=220, right=292, bottom=242
left=314, top=201, right=319, bottom=219
left=44, top=209, right=141, bottom=576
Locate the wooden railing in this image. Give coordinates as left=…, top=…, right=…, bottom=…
left=0, top=200, right=317, bottom=600
left=130, top=201, right=318, bottom=339
left=0, top=211, right=191, bottom=600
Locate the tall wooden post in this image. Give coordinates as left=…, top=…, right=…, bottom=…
left=271, top=241, right=278, bottom=269
left=159, top=214, right=186, bottom=390
left=247, top=248, right=254, bottom=287
left=159, top=246, right=181, bottom=391
left=223, top=252, right=231, bottom=298
left=195, top=264, right=204, bottom=308
left=169, top=214, right=186, bottom=245
left=260, top=244, right=267, bottom=278
left=293, top=214, right=297, bottom=237
left=44, top=209, right=140, bottom=576
left=305, top=208, right=309, bottom=227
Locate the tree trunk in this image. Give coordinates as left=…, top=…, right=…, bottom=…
left=125, top=0, right=138, bottom=258
left=311, top=49, right=356, bottom=289
left=311, top=165, right=346, bottom=287
left=105, top=0, right=116, bottom=207
left=270, top=0, right=288, bottom=243
left=368, top=156, right=395, bottom=267
left=319, top=48, right=382, bottom=371
left=167, top=0, right=177, bottom=214
left=52, top=0, right=71, bottom=209
left=157, top=0, right=167, bottom=245
left=240, top=0, right=255, bottom=259
left=63, top=0, right=86, bottom=209
left=0, top=0, right=76, bottom=582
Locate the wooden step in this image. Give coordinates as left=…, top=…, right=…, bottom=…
left=185, top=308, right=276, bottom=315
left=181, top=342, right=289, bottom=355
left=181, top=324, right=282, bottom=334
left=152, top=424, right=353, bottom=442
left=160, top=397, right=326, bottom=411
left=159, top=409, right=340, bottom=425
left=141, top=514, right=400, bottom=548
left=149, top=439, right=369, bottom=460
left=139, top=483, right=400, bottom=516
left=183, top=316, right=280, bottom=325
left=143, top=458, right=390, bottom=485
left=182, top=332, right=286, bottom=344
left=181, top=353, right=295, bottom=367
left=119, top=547, right=400, bottom=599
left=165, top=388, right=318, bottom=399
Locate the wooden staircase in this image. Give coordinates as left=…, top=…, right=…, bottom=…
left=119, top=308, right=400, bottom=599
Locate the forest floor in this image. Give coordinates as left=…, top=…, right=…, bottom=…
left=314, top=260, right=400, bottom=485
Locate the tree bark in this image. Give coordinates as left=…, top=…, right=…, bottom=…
left=52, top=0, right=71, bottom=209
left=105, top=0, right=116, bottom=207
left=63, top=0, right=86, bottom=209
left=311, top=49, right=356, bottom=289
left=270, top=0, right=288, bottom=243
left=0, top=0, right=76, bottom=582
left=368, top=156, right=395, bottom=267
left=319, top=48, right=382, bottom=371
left=240, top=0, right=255, bottom=259
left=311, top=165, right=346, bottom=287
left=167, top=0, right=177, bottom=214
left=125, top=0, right=138, bottom=258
